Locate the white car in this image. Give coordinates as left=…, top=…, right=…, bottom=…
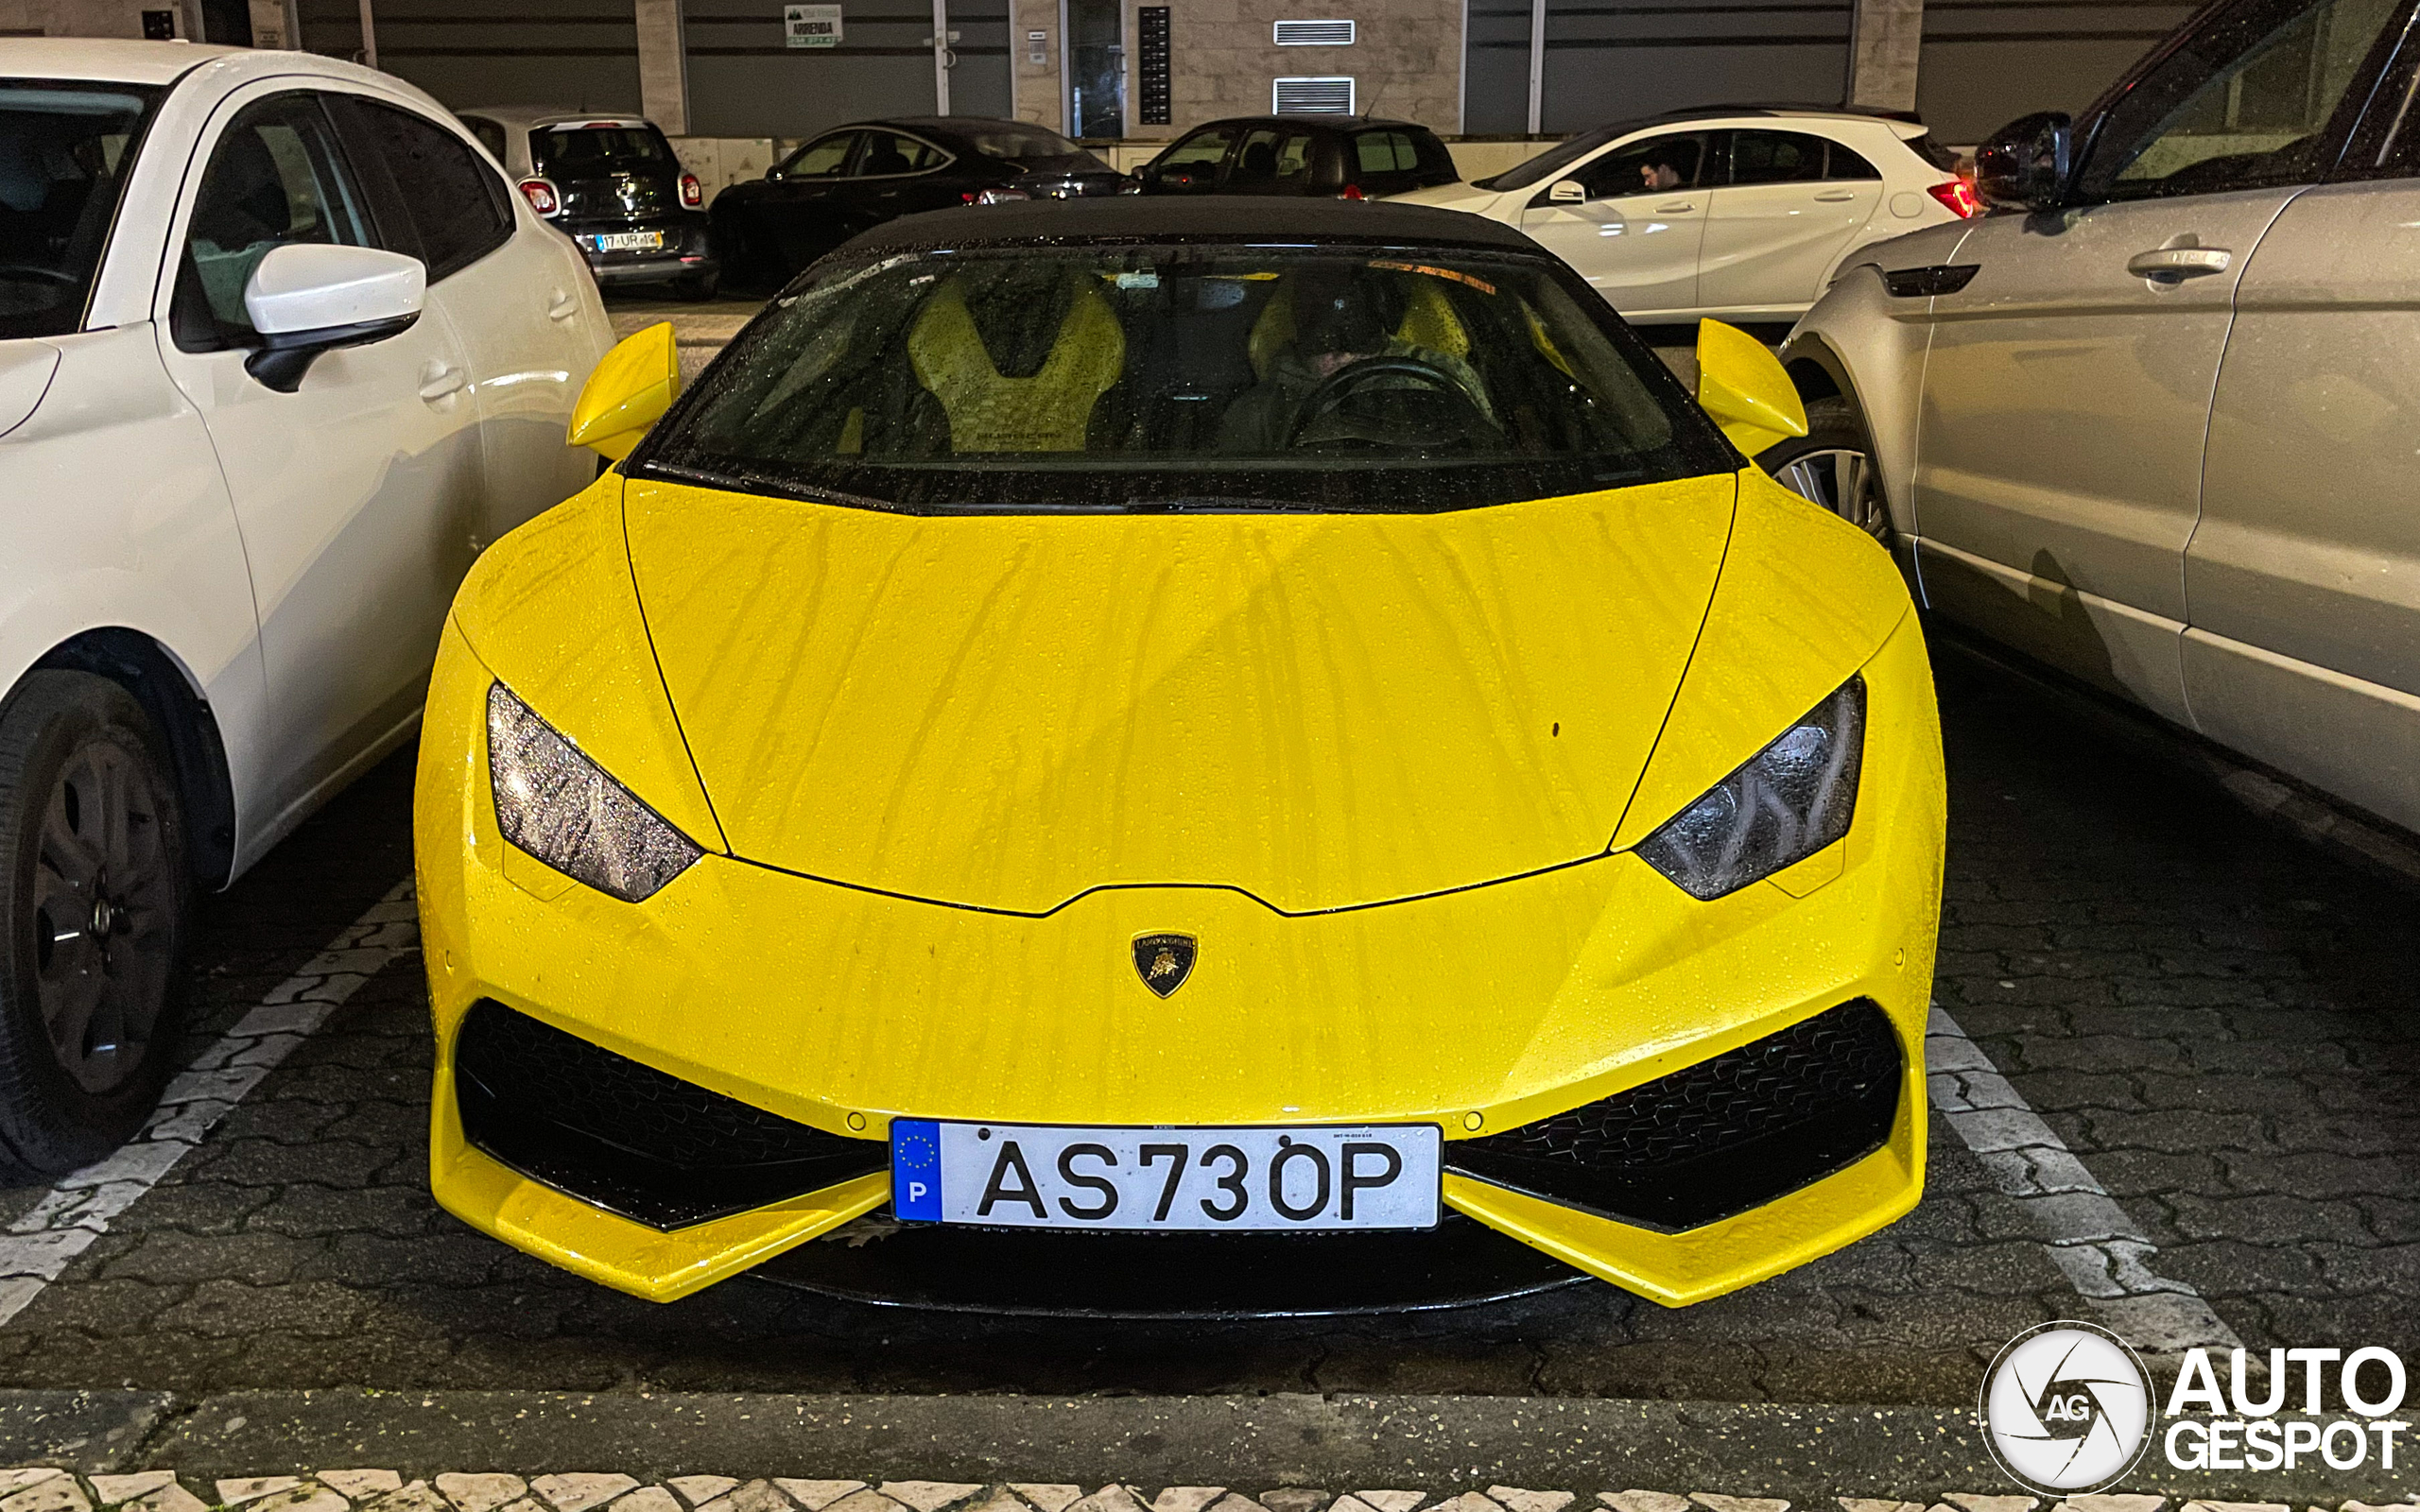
left=1392, top=108, right=1978, bottom=325
left=0, top=39, right=614, bottom=1176
left=1775, top=0, right=2420, bottom=842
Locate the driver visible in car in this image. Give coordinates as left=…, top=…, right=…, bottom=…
left=1215, top=265, right=1398, bottom=452
left=1639, top=155, right=1685, bottom=192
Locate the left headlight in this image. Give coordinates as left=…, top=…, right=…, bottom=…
left=487, top=682, right=702, bottom=902
left=1635, top=676, right=1865, bottom=900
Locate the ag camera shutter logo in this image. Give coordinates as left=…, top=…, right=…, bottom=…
left=1981, top=1320, right=2156, bottom=1494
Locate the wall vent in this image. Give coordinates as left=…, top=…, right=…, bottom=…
left=1272, top=76, right=1357, bottom=113
left=1273, top=19, right=1355, bottom=44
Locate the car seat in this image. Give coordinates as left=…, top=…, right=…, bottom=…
left=908, top=274, right=1127, bottom=452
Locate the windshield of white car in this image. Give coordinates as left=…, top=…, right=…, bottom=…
left=1478, top=125, right=1627, bottom=190
left=638, top=242, right=1734, bottom=514
left=0, top=80, right=161, bottom=339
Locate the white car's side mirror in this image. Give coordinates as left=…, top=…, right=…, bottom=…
left=241, top=243, right=427, bottom=392
left=1549, top=179, right=1585, bottom=203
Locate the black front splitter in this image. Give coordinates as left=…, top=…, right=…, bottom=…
left=747, top=1210, right=1590, bottom=1319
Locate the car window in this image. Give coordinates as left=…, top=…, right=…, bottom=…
left=1482, top=123, right=1624, bottom=190
left=2076, top=0, right=2404, bottom=201
left=1355, top=130, right=1421, bottom=175
left=643, top=244, right=1733, bottom=515
left=1157, top=126, right=1236, bottom=170
left=532, top=123, right=670, bottom=176
left=857, top=131, right=947, bottom=177
left=1573, top=131, right=1710, bottom=198
left=1232, top=127, right=1312, bottom=184
left=459, top=114, right=506, bottom=163
left=1825, top=140, right=1882, bottom=180
left=172, top=91, right=372, bottom=352
left=784, top=131, right=858, bottom=178
left=0, top=78, right=162, bottom=340
left=1729, top=130, right=1829, bottom=184
left=344, top=99, right=513, bottom=283
left=959, top=124, right=1088, bottom=160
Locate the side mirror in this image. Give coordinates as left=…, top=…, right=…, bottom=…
left=1973, top=111, right=2071, bottom=212
left=241, top=243, right=424, bottom=393
left=766, top=164, right=786, bottom=181
left=1548, top=179, right=1585, bottom=203
left=1695, top=318, right=1806, bottom=459
left=568, top=321, right=681, bottom=460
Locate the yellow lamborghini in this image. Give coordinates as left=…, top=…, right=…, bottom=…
left=414, top=198, right=1944, bottom=1314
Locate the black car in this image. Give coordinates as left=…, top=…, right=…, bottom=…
left=711, top=117, right=1130, bottom=289
left=458, top=109, right=719, bottom=298
left=1136, top=116, right=1460, bottom=199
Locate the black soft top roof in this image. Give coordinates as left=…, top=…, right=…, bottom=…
left=832, top=197, right=1546, bottom=259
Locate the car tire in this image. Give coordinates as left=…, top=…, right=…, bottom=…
left=673, top=267, right=721, bottom=301
left=1758, top=397, right=1893, bottom=550
left=0, top=670, right=190, bottom=1180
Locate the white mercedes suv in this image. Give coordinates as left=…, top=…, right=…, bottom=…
left=0, top=40, right=614, bottom=1177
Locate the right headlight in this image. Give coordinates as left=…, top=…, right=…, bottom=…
left=1635, top=676, right=1865, bottom=900
left=486, top=682, right=702, bottom=902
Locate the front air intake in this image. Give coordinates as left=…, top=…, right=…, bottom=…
left=1444, top=999, right=1903, bottom=1231
left=452, top=999, right=886, bottom=1230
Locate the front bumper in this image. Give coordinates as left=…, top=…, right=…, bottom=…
left=415, top=611, right=1945, bottom=1309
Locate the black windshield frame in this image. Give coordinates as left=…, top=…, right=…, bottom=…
left=0, top=78, right=165, bottom=340
left=628, top=233, right=1738, bottom=516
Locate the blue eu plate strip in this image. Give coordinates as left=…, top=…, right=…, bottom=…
left=890, top=1118, right=941, bottom=1221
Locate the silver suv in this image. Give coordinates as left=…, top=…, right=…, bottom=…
left=1775, top=0, right=2420, bottom=834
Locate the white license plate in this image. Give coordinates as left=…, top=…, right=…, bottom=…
left=890, top=1120, right=1441, bottom=1231
left=586, top=231, right=664, bottom=252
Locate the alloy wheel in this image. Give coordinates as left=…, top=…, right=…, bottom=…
left=1777, top=446, right=1891, bottom=545
left=28, top=738, right=176, bottom=1095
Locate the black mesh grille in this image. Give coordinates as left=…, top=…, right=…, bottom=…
left=1445, top=999, right=1903, bottom=1231
left=453, top=999, right=887, bottom=1230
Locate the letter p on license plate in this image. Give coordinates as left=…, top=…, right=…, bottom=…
left=890, top=1121, right=1441, bottom=1231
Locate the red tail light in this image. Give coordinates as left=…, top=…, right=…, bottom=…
left=1927, top=178, right=1981, bottom=218
left=517, top=178, right=561, bottom=217
left=679, top=172, right=703, bottom=209
left=1337, top=183, right=1364, bottom=200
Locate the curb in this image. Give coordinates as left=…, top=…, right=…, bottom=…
left=0, top=1391, right=2408, bottom=1502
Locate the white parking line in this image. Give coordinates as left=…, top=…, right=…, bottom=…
left=0, top=877, right=419, bottom=1328
left=1926, top=1002, right=2242, bottom=1353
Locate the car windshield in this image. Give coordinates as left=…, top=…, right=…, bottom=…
left=532, top=125, right=668, bottom=175
left=0, top=80, right=160, bottom=340
left=1478, top=124, right=1626, bottom=191
left=640, top=242, right=1732, bottom=513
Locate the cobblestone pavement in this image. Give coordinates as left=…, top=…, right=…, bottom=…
left=0, top=639, right=2407, bottom=1405
left=0, top=1469, right=2374, bottom=1512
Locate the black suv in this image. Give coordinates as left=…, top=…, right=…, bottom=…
left=1136, top=116, right=1460, bottom=198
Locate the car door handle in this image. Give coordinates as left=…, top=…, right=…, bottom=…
left=1654, top=200, right=1695, bottom=214
left=419, top=361, right=466, bottom=403
left=545, top=288, right=578, bottom=321
left=2126, top=247, right=2232, bottom=280
left=1813, top=189, right=1858, bottom=202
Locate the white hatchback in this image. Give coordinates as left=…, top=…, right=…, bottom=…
left=1392, top=108, right=1978, bottom=325
left=0, top=39, right=614, bottom=1176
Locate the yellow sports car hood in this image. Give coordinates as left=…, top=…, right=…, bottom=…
left=621, top=472, right=1737, bottom=914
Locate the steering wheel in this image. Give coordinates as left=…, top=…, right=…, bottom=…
left=0, top=266, right=78, bottom=285
left=1283, top=355, right=1494, bottom=451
